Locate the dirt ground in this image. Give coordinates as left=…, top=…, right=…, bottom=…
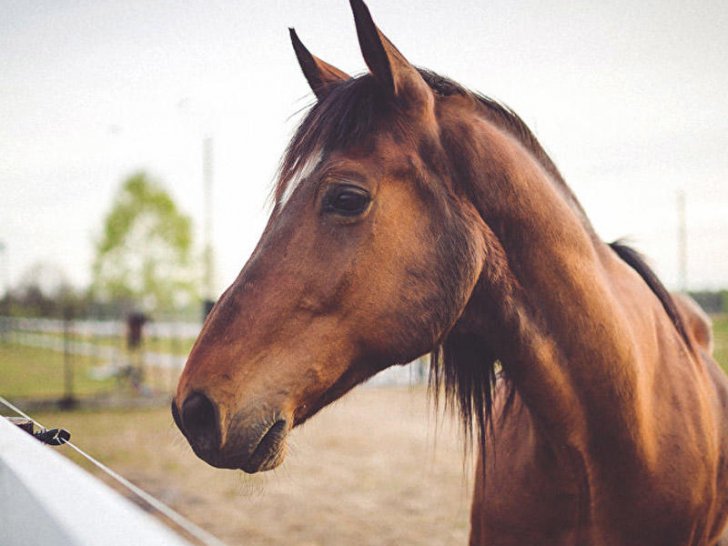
left=48, top=386, right=474, bottom=545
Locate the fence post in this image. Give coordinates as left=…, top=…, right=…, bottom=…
left=60, top=307, right=77, bottom=410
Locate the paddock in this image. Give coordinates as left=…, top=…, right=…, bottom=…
left=35, top=386, right=471, bottom=545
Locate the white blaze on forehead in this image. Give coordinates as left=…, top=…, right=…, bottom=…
left=279, top=150, right=322, bottom=208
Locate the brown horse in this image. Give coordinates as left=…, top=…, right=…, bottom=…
left=172, top=1, right=728, bottom=543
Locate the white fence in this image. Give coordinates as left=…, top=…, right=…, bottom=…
left=1, top=316, right=430, bottom=388
left=2, top=316, right=197, bottom=371
left=0, top=416, right=190, bottom=546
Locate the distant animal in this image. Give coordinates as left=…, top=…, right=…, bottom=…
left=173, top=1, right=728, bottom=543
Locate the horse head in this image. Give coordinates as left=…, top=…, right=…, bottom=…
left=173, top=0, right=492, bottom=472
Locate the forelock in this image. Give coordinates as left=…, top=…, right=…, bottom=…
left=275, top=75, right=390, bottom=204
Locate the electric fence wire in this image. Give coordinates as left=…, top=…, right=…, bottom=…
left=0, top=395, right=227, bottom=546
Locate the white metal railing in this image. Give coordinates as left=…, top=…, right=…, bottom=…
left=0, top=416, right=191, bottom=546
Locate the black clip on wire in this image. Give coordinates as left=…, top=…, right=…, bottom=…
left=5, top=416, right=71, bottom=446
left=34, top=428, right=71, bottom=446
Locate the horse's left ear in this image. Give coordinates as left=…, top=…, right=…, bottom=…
left=290, top=28, right=351, bottom=100
left=349, top=0, right=430, bottom=104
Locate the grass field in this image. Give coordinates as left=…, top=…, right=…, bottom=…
left=0, top=343, right=117, bottom=398
left=714, top=315, right=728, bottom=373
left=0, top=341, right=180, bottom=399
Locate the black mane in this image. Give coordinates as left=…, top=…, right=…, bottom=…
left=609, top=241, right=691, bottom=347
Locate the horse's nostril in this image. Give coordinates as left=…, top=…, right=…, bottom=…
left=181, top=392, right=220, bottom=451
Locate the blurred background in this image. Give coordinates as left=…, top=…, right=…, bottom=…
left=1, top=1, right=726, bottom=544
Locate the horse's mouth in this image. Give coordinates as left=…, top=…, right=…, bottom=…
left=239, top=418, right=289, bottom=474
left=175, top=405, right=290, bottom=472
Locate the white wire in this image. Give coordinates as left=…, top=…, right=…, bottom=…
left=0, top=395, right=227, bottom=546
left=0, top=395, right=35, bottom=423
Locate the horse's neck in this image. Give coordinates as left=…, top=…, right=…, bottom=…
left=460, top=121, right=667, bottom=452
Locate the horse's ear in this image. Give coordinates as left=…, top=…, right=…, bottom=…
left=289, top=28, right=350, bottom=100
left=349, top=0, right=428, bottom=101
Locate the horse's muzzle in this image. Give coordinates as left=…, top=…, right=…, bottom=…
left=172, top=393, right=290, bottom=473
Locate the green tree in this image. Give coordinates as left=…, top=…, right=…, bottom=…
left=92, top=172, right=199, bottom=313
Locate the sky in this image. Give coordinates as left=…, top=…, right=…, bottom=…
left=1, top=0, right=727, bottom=297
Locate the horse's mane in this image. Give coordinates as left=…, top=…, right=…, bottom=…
left=277, top=68, right=692, bottom=455
left=609, top=241, right=691, bottom=346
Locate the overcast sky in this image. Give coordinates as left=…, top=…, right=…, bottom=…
left=2, top=0, right=727, bottom=297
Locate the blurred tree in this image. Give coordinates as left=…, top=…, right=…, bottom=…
left=91, top=172, right=199, bottom=313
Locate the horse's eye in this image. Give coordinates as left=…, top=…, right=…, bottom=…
left=323, top=185, right=370, bottom=216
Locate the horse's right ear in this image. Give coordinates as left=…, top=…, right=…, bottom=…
left=290, top=28, right=350, bottom=100
left=349, top=0, right=431, bottom=110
